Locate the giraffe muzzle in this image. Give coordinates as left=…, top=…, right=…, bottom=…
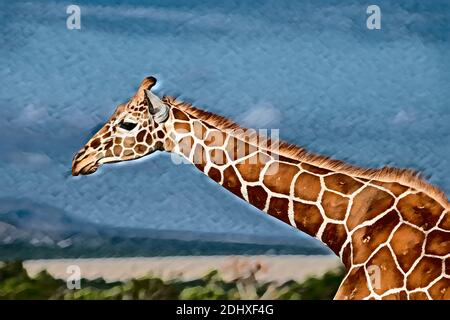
left=72, top=152, right=100, bottom=176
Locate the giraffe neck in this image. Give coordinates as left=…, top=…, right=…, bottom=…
left=163, top=104, right=357, bottom=259
left=160, top=102, right=450, bottom=292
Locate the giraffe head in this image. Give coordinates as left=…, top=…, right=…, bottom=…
left=72, top=76, right=170, bottom=176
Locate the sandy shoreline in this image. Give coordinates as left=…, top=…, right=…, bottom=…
left=23, top=255, right=342, bottom=284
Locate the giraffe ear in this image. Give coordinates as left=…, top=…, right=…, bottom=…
left=139, top=76, right=157, bottom=91
left=145, top=89, right=169, bottom=124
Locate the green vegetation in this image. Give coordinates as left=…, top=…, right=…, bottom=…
left=0, top=261, right=344, bottom=300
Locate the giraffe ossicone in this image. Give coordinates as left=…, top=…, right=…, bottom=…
left=145, top=89, right=169, bottom=123
left=72, top=76, right=450, bottom=300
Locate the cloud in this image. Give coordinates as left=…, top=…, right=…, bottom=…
left=12, top=104, right=50, bottom=125
left=391, top=110, right=416, bottom=125
left=6, top=151, right=51, bottom=169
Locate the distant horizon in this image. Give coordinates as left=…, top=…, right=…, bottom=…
left=21, top=255, right=342, bottom=284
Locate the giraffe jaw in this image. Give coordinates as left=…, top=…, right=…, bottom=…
left=83, top=163, right=99, bottom=175
left=72, top=162, right=99, bottom=176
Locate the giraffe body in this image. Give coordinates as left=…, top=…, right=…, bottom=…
left=72, top=77, right=450, bottom=300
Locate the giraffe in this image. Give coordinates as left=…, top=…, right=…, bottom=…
left=72, top=76, right=450, bottom=300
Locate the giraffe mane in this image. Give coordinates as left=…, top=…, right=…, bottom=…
left=162, top=96, right=450, bottom=209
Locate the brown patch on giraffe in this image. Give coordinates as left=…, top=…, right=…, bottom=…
left=178, top=136, right=194, bottom=158
left=104, top=140, right=113, bottom=150
left=352, top=210, right=400, bottom=264
left=204, top=131, right=227, bottom=147
left=209, top=149, right=227, bottom=166
left=123, top=149, right=134, bottom=157
left=293, top=172, right=321, bottom=202
left=154, top=141, right=163, bottom=151
left=334, top=267, right=370, bottom=300
left=247, top=186, right=268, bottom=210
left=102, top=131, right=111, bottom=138
left=366, top=246, right=404, bottom=295
left=425, top=230, right=450, bottom=256
left=438, top=212, right=450, bottom=230
left=136, top=130, right=146, bottom=143
left=145, top=133, right=153, bottom=145
left=236, top=152, right=270, bottom=183
left=134, top=144, right=147, bottom=154
left=293, top=202, right=323, bottom=237
left=225, top=138, right=257, bottom=161
left=346, top=186, right=395, bottom=231
left=157, top=130, right=165, bottom=139
left=406, top=256, right=442, bottom=290
left=390, top=223, right=425, bottom=273
left=408, top=291, right=429, bottom=300
left=382, top=291, right=408, bottom=300
left=105, top=149, right=113, bottom=158
left=123, top=137, right=136, bottom=148
left=90, top=138, right=101, bottom=149
left=193, top=121, right=207, bottom=140
left=113, top=145, right=122, bottom=157
left=342, top=242, right=352, bottom=269
left=324, top=173, right=363, bottom=195
left=371, top=181, right=409, bottom=196
left=263, top=162, right=299, bottom=195
left=223, top=166, right=243, bottom=198
left=207, top=167, right=222, bottom=183
left=267, top=197, right=290, bottom=224
left=301, top=163, right=331, bottom=175
left=428, top=277, right=450, bottom=300
left=397, top=193, right=444, bottom=231
left=322, top=191, right=348, bottom=220
left=192, top=143, right=207, bottom=171
left=114, top=137, right=122, bottom=145
left=321, top=223, right=347, bottom=255
left=172, top=108, right=190, bottom=121
left=174, top=122, right=191, bottom=134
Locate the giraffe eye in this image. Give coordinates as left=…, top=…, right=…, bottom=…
left=119, top=121, right=138, bottom=131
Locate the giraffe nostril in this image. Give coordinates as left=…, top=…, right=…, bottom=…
left=73, top=152, right=81, bottom=162
left=73, top=151, right=85, bottom=162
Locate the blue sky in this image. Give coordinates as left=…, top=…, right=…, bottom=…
left=0, top=0, right=449, bottom=245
